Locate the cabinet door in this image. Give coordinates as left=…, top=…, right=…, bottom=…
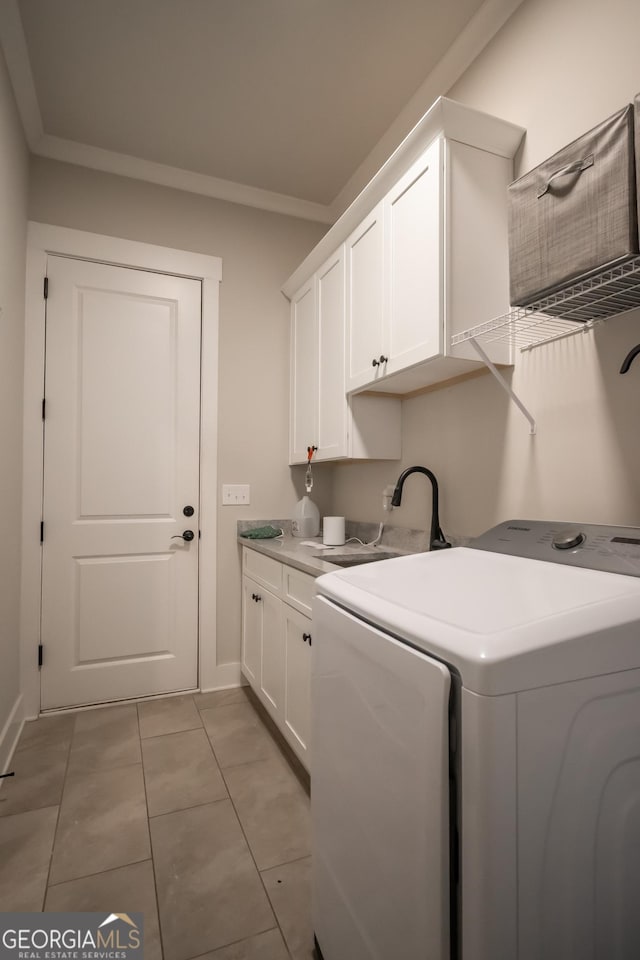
left=260, top=589, right=285, bottom=715
left=346, top=202, right=386, bottom=392
left=385, top=138, right=443, bottom=376
left=284, top=605, right=312, bottom=763
left=289, top=278, right=317, bottom=465
left=317, top=246, right=348, bottom=460
left=241, top=576, right=262, bottom=687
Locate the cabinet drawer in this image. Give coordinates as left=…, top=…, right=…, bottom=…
left=243, top=548, right=283, bottom=595
left=284, top=567, right=316, bottom=617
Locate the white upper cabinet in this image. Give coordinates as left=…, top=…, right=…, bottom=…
left=289, top=278, right=317, bottom=465
left=347, top=134, right=515, bottom=394
left=317, top=247, right=348, bottom=460
left=284, top=97, right=525, bottom=401
left=346, top=202, right=386, bottom=391
left=385, top=138, right=442, bottom=378
left=289, top=245, right=401, bottom=465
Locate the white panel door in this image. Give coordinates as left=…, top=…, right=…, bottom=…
left=41, top=256, right=201, bottom=709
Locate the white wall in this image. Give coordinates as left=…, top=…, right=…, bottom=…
left=28, top=159, right=328, bottom=668
left=330, top=0, right=640, bottom=538
left=0, top=44, right=28, bottom=749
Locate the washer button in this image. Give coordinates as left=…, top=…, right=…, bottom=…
left=552, top=529, right=586, bottom=550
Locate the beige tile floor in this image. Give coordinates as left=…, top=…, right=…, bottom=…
left=0, top=688, right=313, bottom=960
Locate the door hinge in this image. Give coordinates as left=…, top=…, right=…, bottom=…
left=40, top=521, right=44, bottom=544
left=38, top=644, right=43, bottom=668
left=42, top=398, right=46, bottom=420
left=43, top=277, right=49, bottom=299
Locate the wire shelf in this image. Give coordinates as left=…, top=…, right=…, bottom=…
left=452, top=255, right=640, bottom=353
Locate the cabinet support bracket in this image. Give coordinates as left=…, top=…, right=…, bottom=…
left=469, top=338, right=536, bottom=435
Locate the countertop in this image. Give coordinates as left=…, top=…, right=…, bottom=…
left=237, top=519, right=426, bottom=578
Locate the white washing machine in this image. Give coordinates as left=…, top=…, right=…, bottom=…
left=311, top=520, right=640, bottom=960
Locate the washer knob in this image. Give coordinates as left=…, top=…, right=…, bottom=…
left=552, top=528, right=585, bottom=550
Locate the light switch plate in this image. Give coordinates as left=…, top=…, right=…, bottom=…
left=222, top=483, right=251, bottom=505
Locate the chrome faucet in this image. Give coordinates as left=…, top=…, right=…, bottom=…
left=390, top=465, right=451, bottom=551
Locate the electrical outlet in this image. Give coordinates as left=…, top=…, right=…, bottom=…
left=222, top=484, right=251, bottom=505
left=383, top=484, right=396, bottom=511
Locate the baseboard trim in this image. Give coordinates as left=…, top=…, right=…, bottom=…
left=200, top=662, right=243, bottom=693
left=0, top=693, right=25, bottom=779
left=37, top=666, right=244, bottom=716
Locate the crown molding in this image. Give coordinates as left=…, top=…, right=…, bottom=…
left=33, top=134, right=335, bottom=223
left=1, top=0, right=523, bottom=224
left=0, top=0, right=333, bottom=223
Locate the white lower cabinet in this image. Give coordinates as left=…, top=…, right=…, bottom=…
left=241, top=547, right=313, bottom=769
left=258, top=587, right=285, bottom=714
left=241, top=576, right=263, bottom=687
left=283, top=605, right=312, bottom=758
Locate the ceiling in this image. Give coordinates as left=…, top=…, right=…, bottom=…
left=1, top=0, right=519, bottom=221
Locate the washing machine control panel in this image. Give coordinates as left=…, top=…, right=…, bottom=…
left=470, top=520, right=640, bottom=577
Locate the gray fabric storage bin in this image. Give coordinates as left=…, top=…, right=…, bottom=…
left=508, top=103, right=638, bottom=307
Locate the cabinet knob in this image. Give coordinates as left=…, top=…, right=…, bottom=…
left=379, top=355, right=388, bottom=364
left=302, top=632, right=312, bottom=645
left=251, top=593, right=262, bottom=602
left=372, top=355, right=388, bottom=368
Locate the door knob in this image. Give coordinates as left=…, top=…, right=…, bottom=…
left=171, top=530, right=195, bottom=542
left=183, top=505, right=195, bottom=517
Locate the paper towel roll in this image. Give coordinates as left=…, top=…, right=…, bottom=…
left=323, top=516, right=346, bottom=546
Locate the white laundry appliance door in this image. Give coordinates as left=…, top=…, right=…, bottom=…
left=312, top=595, right=451, bottom=960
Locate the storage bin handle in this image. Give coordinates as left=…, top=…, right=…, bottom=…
left=537, top=154, right=594, bottom=198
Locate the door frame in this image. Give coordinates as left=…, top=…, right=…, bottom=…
left=21, top=222, right=225, bottom=718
